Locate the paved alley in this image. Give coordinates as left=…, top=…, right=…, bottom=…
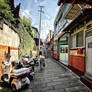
left=26, top=58, right=91, bottom=92
left=0, top=0, right=92, bottom=92
left=0, top=58, right=91, bottom=92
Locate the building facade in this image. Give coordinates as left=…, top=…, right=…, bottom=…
left=53, top=4, right=72, bottom=60
left=63, top=8, right=92, bottom=89
left=54, top=1, right=92, bottom=88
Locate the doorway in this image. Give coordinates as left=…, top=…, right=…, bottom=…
left=85, top=36, right=92, bottom=79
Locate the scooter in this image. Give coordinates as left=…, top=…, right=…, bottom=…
left=11, top=68, right=30, bottom=91
left=1, top=61, right=30, bottom=92
left=33, top=57, right=39, bottom=66
left=21, top=57, right=35, bottom=81
left=24, top=64, right=34, bottom=81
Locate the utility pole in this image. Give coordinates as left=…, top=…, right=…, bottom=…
left=38, top=5, right=44, bottom=53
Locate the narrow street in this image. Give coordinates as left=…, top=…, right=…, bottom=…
left=0, top=0, right=92, bottom=92
left=0, top=56, right=91, bottom=92
left=22, top=58, right=91, bottom=92
left=0, top=48, right=91, bottom=92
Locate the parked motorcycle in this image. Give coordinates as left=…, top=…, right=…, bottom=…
left=33, top=57, right=39, bottom=66
left=21, top=57, right=35, bottom=81
left=1, top=61, right=30, bottom=92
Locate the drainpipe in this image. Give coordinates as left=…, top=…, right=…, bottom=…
left=84, top=20, right=87, bottom=75
left=66, top=32, right=70, bottom=67
left=57, top=37, right=60, bottom=60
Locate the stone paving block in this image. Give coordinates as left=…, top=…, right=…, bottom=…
left=65, top=86, right=90, bottom=92
left=46, top=88, right=65, bottom=92
left=47, top=81, right=62, bottom=87
left=22, top=89, right=32, bottom=92
left=38, top=86, right=55, bottom=92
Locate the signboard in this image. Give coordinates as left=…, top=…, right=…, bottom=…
left=59, top=40, right=68, bottom=46
left=10, top=48, right=19, bottom=60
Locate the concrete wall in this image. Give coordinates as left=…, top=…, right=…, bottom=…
left=0, top=24, right=19, bottom=78
left=0, top=24, right=19, bottom=48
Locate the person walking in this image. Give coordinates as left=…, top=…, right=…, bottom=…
left=39, top=51, right=45, bottom=70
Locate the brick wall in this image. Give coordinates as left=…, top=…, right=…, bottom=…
left=0, top=45, right=8, bottom=78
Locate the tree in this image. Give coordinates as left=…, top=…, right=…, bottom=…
left=0, top=0, right=14, bottom=21
left=21, top=16, right=34, bottom=37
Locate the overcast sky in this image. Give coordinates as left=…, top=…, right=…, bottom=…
left=15, top=0, right=60, bottom=40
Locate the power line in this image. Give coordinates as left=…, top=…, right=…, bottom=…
left=38, top=5, right=44, bottom=52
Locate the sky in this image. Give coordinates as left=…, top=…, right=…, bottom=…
left=15, top=0, right=60, bottom=40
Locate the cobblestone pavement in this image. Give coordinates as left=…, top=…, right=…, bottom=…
left=24, top=58, right=91, bottom=92
left=0, top=58, right=91, bottom=92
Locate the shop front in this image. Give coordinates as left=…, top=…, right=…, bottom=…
left=80, top=18, right=92, bottom=89
left=68, top=9, right=92, bottom=76
left=69, top=29, right=85, bottom=75
left=59, top=35, right=68, bottom=65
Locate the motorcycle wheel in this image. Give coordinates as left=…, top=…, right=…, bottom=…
left=12, top=84, right=17, bottom=92
left=28, top=75, right=34, bottom=81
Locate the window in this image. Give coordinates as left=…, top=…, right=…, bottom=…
left=86, top=30, right=92, bottom=37
left=76, top=31, right=83, bottom=47
left=60, top=47, right=65, bottom=53
left=71, top=35, right=76, bottom=48
left=88, top=42, right=92, bottom=48
left=60, top=47, right=68, bottom=53
left=71, top=31, right=84, bottom=48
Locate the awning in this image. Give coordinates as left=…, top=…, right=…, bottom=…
left=63, top=8, right=92, bottom=33
left=64, top=4, right=81, bottom=20
left=64, top=4, right=92, bottom=20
